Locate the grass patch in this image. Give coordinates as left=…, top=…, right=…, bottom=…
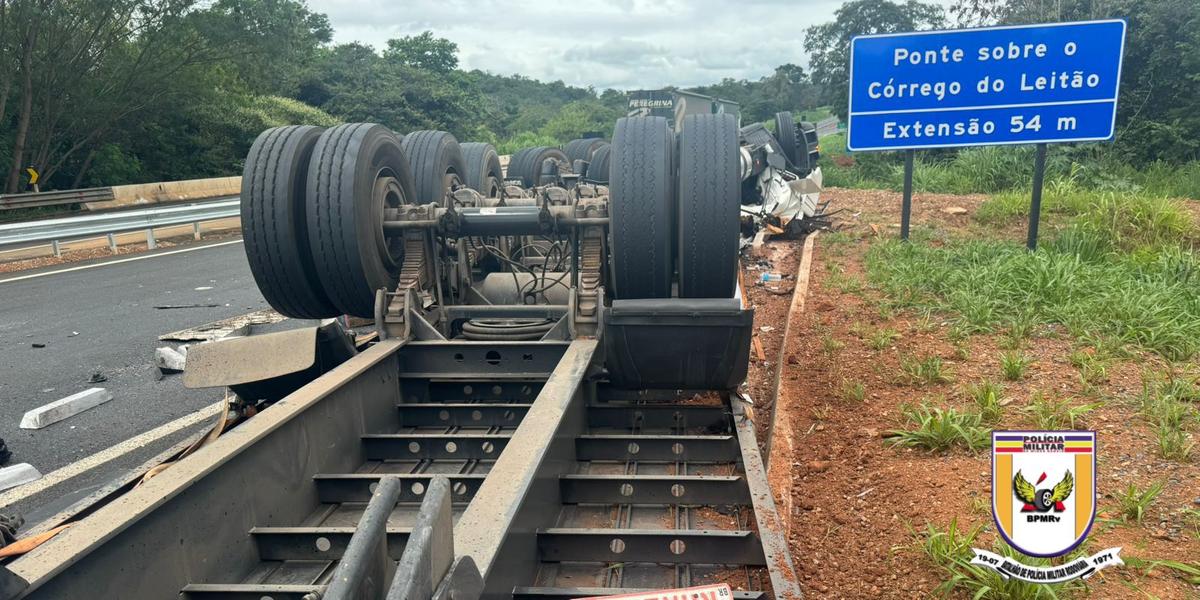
left=819, top=132, right=1200, bottom=201
left=866, top=230, right=1200, bottom=361
left=917, top=518, right=1083, bottom=599
left=841, top=379, right=866, bottom=402
left=1140, top=559, right=1200, bottom=585
left=999, top=351, right=1030, bottom=381
left=965, top=380, right=1005, bottom=425
left=1024, top=392, right=1100, bottom=430
left=1115, top=480, right=1165, bottom=524
left=887, top=402, right=987, bottom=452
left=1138, top=373, right=1198, bottom=461
left=866, top=327, right=900, bottom=350
left=901, top=355, right=952, bottom=385
left=820, top=333, right=845, bottom=355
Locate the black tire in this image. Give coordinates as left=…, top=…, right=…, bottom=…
left=610, top=116, right=674, bottom=299
left=774, top=112, right=798, bottom=165
left=401, top=130, right=466, bottom=206
left=241, top=126, right=340, bottom=319
left=678, top=113, right=740, bottom=298
left=507, top=146, right=568, bottom=188
left=587, top=144, right=611, bottom=183
left=459, top=142, right=503, bottom=197
left=307, top=123, right=415, bottom=317
left=563, top=138, right=607, bottom=163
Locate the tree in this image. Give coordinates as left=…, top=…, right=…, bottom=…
left=384, top=31, right=458, bottom=74
left=946, top=0, right=1200, bottom=163
left=804, top=0, right=945, bottom=121
left=539, top=100, right=622, bottom=142
left=194, top=0, right=332, bottom=95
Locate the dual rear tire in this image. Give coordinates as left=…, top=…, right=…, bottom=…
left=608, top=114, right=741, bottom=301
left=244, top=124, right=459, bottom=318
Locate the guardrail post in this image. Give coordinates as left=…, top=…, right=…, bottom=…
left=192, top=222, right=201, bottom=241
left=107, top=233, right=117, bottom=254
left=50, top=240, right=61, bottom=257
left=145, top=228, right=156, bottom=250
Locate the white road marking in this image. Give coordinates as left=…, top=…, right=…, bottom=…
left=0, top=239, right=243, bottom=285
left=0, top=402, right=222, bottom=507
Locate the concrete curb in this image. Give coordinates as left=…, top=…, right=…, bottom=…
left=20, top=387, right=113, bottom=430
left=0, top=464, right=42, bottom=492
left=765, top=232, right=818, bottom=535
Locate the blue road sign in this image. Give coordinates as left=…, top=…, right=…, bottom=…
left=847, top=20, right=1126, bottom=151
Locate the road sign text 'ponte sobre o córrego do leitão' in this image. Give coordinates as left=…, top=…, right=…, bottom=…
left=846, top=20, right=1127, bottom=152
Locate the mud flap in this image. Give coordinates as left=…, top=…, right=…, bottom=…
left=183, top=320, right=357, bottom=402
left=602, top=298, right=752, bottom=390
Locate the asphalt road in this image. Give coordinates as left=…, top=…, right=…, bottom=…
left=0, top=240, right=269, bottom=518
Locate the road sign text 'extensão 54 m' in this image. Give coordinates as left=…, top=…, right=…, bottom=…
left=847, top=20, right=1127, bottom=151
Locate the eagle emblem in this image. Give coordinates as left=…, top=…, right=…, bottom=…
left=1014, top=470, right=1073, bottom=512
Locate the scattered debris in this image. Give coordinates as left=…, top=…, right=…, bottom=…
left=752, top=337, right=767, bottom=361
left=940, top=206, right=969, bottom=215
left=154, top=303, right=219, bottom=310
left=0, top=513, right=22, bottom=547
left=68, top=331, right=79, bottom=337
left=0, top=439, right=10, bottom=465
left=0, top=464, right=42, bottom=493
left=194, top=286, right=213, bottom=291
left=30, top=343, right=44, bottom=348
left=20, top=388, right=113, bottom=430
left=159, top=308, right=285, bottom=342
left=154, top=347, right=186, bottom=373
left=87, top=372, right=107, bottom=383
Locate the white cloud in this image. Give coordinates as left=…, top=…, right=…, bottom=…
left=306, top=0, right=849, bottom=89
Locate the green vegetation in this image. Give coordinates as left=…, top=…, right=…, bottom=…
left=900, top=354, right=952, bottom=385
left=0, top=2, right=824, bottom=192
left=812, top=0, right=1200, bottom=190
left=1115, top=480, right=1165, bottom=524
left=866, top=327, right=900, bottom=350
left=917, top=519, right=1083, bottom=599
left=865, top=195, right=1200, bottom=360
left=841, top=379, right=867, bottom=402
left=965, top=380, right=1004, bottom=425
left=999, top=351, right=1030, bottom=381
left=887, top=402, right=987, bottom=452
left=1138, top=374, right=1198, bottom=461
left=1024, top=392, right=1099, bottom=430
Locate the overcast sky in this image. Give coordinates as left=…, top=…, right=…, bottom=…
left=306, top=0, right=851, bottom=90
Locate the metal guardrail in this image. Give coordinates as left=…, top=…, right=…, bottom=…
left=0, top=187, right=115, bottom=210
left=0, top=197, right=239, bottom=248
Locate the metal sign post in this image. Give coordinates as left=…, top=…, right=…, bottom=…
left=1027, top=143, right=1048, bottom=250
left=846, top=20, right=1126, bottom=245
left=901, top=150, right=914, bottom=241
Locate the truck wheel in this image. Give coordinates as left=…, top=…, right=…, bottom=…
left=564, top=138, right=607, bottom=163
left=677, top=113, right=740, bottom=298
left=507, top=146, right=568, bottom=188
left=774, top=112, right=798, bottom=165
left=401, top=130, right=466, bottom=206
left=610, top=116, right=674, bottom=299
left=241, top=126, right=340, bottom=318
left=307, top=123, right=415, bottom=317
left=587, top=144, right=611, bottom=183
left=460, top=142, right=503, bottom=197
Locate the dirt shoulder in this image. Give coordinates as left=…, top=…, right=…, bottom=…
left=753, top=188, right=1199, bottom=598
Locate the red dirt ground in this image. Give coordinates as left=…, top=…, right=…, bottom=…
left=746, top=188, right=1200, bottom=599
